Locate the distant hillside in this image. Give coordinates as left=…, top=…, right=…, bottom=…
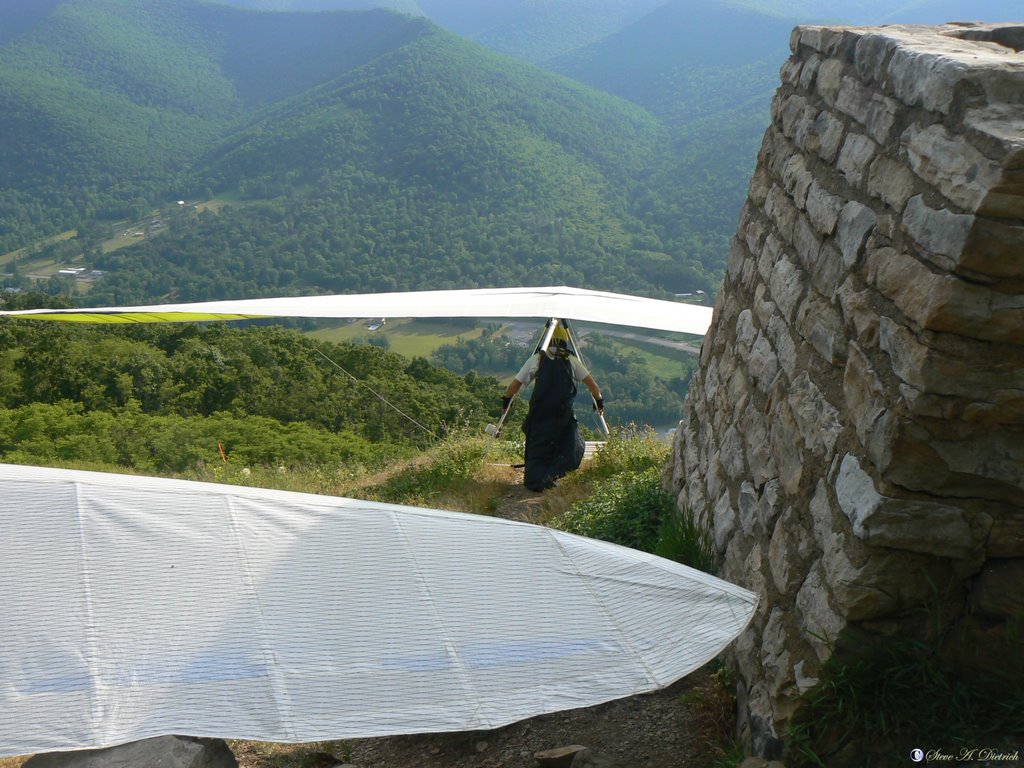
left=0, top=0, right=430, bottom=252
left=87, top=30, right=715, bottom=304
left=549, top=0, right=792, bottom=126
left=216, top=0, right=424, bottom=14
left=468, top=0, right=667, bottom=63
left=2, top=0, right=728, bottom=307
left=541, top=0, right=796, bottom=285
left=0, top=0, right=64, bottom=45
left=415, top=0, right=521, bottom=36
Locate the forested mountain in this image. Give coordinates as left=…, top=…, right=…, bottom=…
left=2, top=0, right=726, bottom=305
left=219, top=0, right=423, bottom=13
left=469, top=0, right=668, bottom=63
left=0, top=1, right=431, bottom=252
left=86, top=29, right=700, bottom=303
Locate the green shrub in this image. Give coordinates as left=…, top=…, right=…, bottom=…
left=584, top=428, right=671, bottom=480
left=655, top=506, right=717, bottom=573
left=553, top=466, right=672, bottom=552
left=365, top=434, right=491, bottom=504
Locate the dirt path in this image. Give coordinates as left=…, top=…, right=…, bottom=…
left=232, top=666, right=735, bottom=768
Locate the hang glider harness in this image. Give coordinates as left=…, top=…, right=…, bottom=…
left=488, top=318, right=608, bottom=439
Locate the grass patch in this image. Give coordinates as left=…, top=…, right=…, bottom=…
left=307, top=318, right=486, bottom=360
left=787, top=628, right=1024, bottom=767
left=600, top=335, right=696, bottom=380
left=0, top=230, right=77, bottom=268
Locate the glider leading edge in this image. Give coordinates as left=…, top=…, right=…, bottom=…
left=0, top=285, right=714, bottom=336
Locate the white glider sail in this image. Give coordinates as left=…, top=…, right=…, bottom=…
left=0, top=285, right=713, bottom=336
left=0, top=464, right=756, bottom=756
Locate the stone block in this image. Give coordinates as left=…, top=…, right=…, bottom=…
left=854, top=30, right=896, bottom=84
left=743, top=400, right=778, bottom=491
left=792, top=214, right=822, bottom=275
left=837, top=133, right=878, bottom=189
left=714, top=491, right=738, bottom=552
left=769, top=506, right=816, bottom=594
left=836, top=276, right=880, bottom=345
left=749, top=165, right=772, bottom=207
left=739, top=481, right=759, bottom=535
left=843, top=342, right=889, bottom=449
left=754, top=284, right=777, bottom=328
left=782, top=154, right=813, bottom=208
left=815, top=57, right=844, bottom=106
left=743, top=214, right=769, bottom=263
left=886, top=39, right=974, bottom=115
left=805, top=179, right=844, bottom=236
left=779, top=56, right=803, bottom=87
left=868, top=245, right=1024, bottom=344
left=978, top=168, right=1024, bottom=221
left=799, top=54, right=823, bottom=91
left=758, top=479, right=783, bottom=533
left=769, top=398, right=804, bottom=495
left=878, top=316, right=1024, bottom=401
left=836, top=77, right=900, bottom=143
left=867, top=155, right=917, bottom=212
left=765, top=185, right=800, bottom=246
left=795, top=292, right=849, bottom=365
left=963, top=104, right=1024, bottom=173
left=22, top=737, right=238, bottom=768
left=795, top=109, right=846, bottom=163
left=805, top=241, right=845, bottom=301
left=758, top=232, right=785, bottom=286
left=834, top=453, right=975, bottom=558
left=748, top=332, right=781, bottom=394
left=902, top=195, right=974, bottom=273
left=920, top=427, right=1024, bottom=504
left=836, top=201, right=877, bottom=268
left=968, top=558, right=1024, bottom=619
left=736, top=308, right=757, bottom=356
left=536, top=746, right=587, bottom=768
left=903, top=122, right=1006, bottom=212
left=988, top=510, right=1024, bottom=557
left=787, top=370, right=844, bottom=458
left=761, top=608, right=797, bottom=700
left=728, top=236, right=749, bottom=284
left=796, top=561, right=846, bottom=662
left=721, top=425, right=747, bottom=480
left=767, top=313, right=799, bottom=379
left=779, top=94, right=810, bottom=139
left=963, top=216, right=1024, bottom=281
left=769, top=255, right=806, bottom=321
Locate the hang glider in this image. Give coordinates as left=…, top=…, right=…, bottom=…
left=0, top=464, right=757, bottom=756
left=0, top=285, right=713, bottom=336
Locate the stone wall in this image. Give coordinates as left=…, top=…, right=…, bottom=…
left=667, top=22, right=1024, bottom=756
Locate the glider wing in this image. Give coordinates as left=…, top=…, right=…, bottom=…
left=0, top=463, right=755, bottom=755
left=0, top=286, right=713, bottom=336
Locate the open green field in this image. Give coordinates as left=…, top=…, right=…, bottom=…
left=0, top=229, right=77, bottom=269
left=308, top=317, right=487, bottom=359
left=307, top=317, right=696, bottom=383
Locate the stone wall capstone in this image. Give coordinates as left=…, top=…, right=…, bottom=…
left=667, top=22, right=1024, bottom=757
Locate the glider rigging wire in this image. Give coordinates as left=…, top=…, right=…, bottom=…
left=313, top=346, right=440, bottom=442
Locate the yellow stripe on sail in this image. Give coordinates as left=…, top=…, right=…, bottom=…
left=13, top=312, right=272, bottom=323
